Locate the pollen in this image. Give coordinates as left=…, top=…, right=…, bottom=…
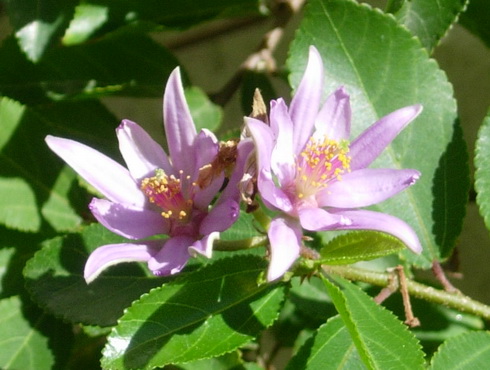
left=141, top=168, right=193, bottom=222
left=295, top=136, right=351, bottom=199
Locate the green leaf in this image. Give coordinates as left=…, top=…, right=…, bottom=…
left=185, top=86, right=223, bottom=132
left=320, top=231, right=405, bottom=265
left=429, top=331, right=490, bottom=369
left=0, top=296, right=54, bottom=370
left=24, top=223, right=169, bottom=326
left=459, top=0, right=490, bottom=49
left=322, top=275, right=425, bottom=369
left=0, top=97, right=120, bottom=232
left=474, top=112, right=490, bottom=231
left=287, top=315, right=365, bottom=370
left=102, top=255, right=285, bottom=369
left=391, top=0, right=468, bottom=52
left=6, top=0, right=77, bottom=62
left=288, top=0, right=469, bottom=268
left=62, top=3, right=109, bottom=45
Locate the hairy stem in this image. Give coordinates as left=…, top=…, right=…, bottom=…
left=323, top=264, right=490, bottom=321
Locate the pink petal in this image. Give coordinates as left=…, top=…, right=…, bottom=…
left=290, top=46, right=324, bottom=152
left=298, top=207, right=352, bottom=231
left=199, top=198, right=240, bottom=235
left=84, top=242, right=158, bottom=283
left=117, top=119, right=172, bottom=181
left=314, top=86, right=351, bottom=141
left=258, top=170, right=293, bottom=213
left=163, top=67, right=197, bottom=175
left=349, top=105, right=423, bottom=170
left=329, top=209, right=422, bottom=254
left=147, top=235, right=195, bottom=276
left=318, top=168, right=420, bottom=208
left=192, top=129, right=223, bottom=209
left=246, top=118, right=293, bottom=213
left=45, top=135, right=145, bottom=207
left=245, top=117, right=274, bottom=172
left=267, top=217, right=302, bottom=281
left=270, top=99, right=296, bottom=186
left=188, top=232, right=219, bottom=259
left=89, top=198, right=169, bottom=240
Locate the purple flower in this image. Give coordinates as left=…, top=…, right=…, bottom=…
left=246, top=46, right=423, bottom=281
left=46, top=67, right=252, bottom=283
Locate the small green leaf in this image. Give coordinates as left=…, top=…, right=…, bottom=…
left=102, top=255, right=285, bottom=369
left=322, top=275, right=425, bottom=369
left=24, top=223, right=168, bottom=326
left=320, top=231, right=405, bottom=265
left=6, top=0, right=77, bottom=62
left=0, top=296, right=54, bottom=369
left=392, top=0, right=468, bottom=52
left=287, top=315, right=364, bottom=370
left=62, top=3, right=109, bottom=45
left=429, top=331, right=490, bottom=369
left=475, top=112, right=490, bottom=231
left=185, top=86, right=223, bottom=132
left=288, top=0, right=469, bottom=268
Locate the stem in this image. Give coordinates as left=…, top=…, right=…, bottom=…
left=323, top=265, right=490, bottom=321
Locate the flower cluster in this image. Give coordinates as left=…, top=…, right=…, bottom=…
left=46, top=46, right=422, bottom=284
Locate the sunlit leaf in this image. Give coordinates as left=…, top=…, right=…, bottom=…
left=392, top=0, right=468, bottom=52
left=429, top=331, right=490, bottom=369
left=287, top=315, right=364, bottom=370
left=320, top=231, right=405, bottom=265
left=102, top=255, right=285, bottom=369
left=6, top=0, right=77, bottom=62
left=322, top=275, right=425, bottom=369
left=475, top=112, right=490, bottom=231
left=0, top=296, right=54, bottom=369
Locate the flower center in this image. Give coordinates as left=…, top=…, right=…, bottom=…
left=140, top=169, right=194, bottom=222
left=295, top=136, right=351, bottom=199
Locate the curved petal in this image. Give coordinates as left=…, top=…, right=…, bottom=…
left=163, top=67, right=197, bottom=175
left=267, top=217, right=302, bottom=281
left=349, top=104, right=423, bottom=170
left=298, top=207, right=352, bottom=231
left=117, top=119, right=172, bottom=180
left=318, top=168, right=420, bottom=208
left=189, top=232, right=219, bottom=258
left=245, top=117, right=274, bottom=172
left=270, top=99, right=296, bottom=186
left=84, top=242, right=158, bottom=283
left=329, top=209, right=422, bottom=254
left=200, top=198, right=240, bottom=235
left=45, top=135, right=145, bottom=207
left=258, top=170, right=293, bottom=213
left=89, top=198, right=168, bottom=239
left=290, top=46, right=324, bottom=152
left=147, top=235, right=195, bottom=276
left=314, top=86, right=351, bottom=141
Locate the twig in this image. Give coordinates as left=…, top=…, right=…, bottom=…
left=395, top=266, right=420, bottom=327
left=432, top=260, right=461, bottom=294
left=323, top=264, right=490, bottom=321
